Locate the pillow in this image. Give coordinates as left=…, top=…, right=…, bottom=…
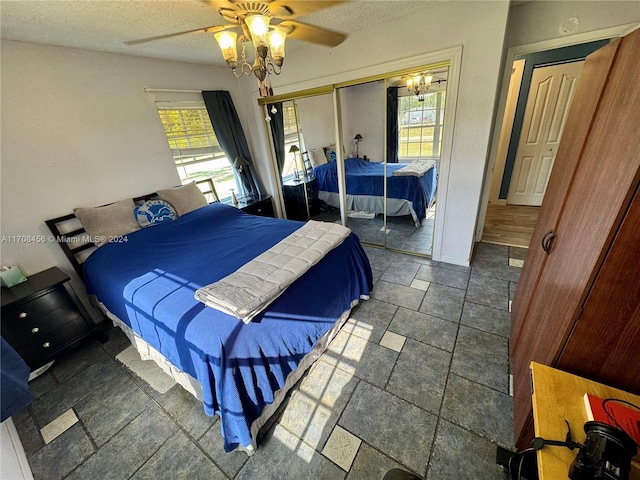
left=134, top=199, right=177, bottom=228
left=323, top=145, right=337, bottom=163
left=156, top=181, right=208, bottom=216
left=309, top=148, right=328, bottom=167
left=73, top=199, right=140, bottom=247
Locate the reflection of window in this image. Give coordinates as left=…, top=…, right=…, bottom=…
left=282, top=101, right=305, bottom=179
left=398, top=91, right=445, bottom=160
left=157, top=105, right=241, bottom=201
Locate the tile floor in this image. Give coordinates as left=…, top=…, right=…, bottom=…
left=12, top=242, right=523, bottom=480
left=313, top=204, right=436, bottom=256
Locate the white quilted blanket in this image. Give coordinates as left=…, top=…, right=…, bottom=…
left=392, top=159, right=436, bottom=177
left=194, top=220, right=351, bottom=323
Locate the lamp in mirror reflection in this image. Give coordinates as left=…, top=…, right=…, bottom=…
left=405, top=73, right=433, bottom=101
left=354, top=134, right=363, bottom=158
left=233, top=156, right=255, bottom=200
left=289, top=145, right=301, bottom=181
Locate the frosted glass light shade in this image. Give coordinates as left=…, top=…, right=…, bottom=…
left=268, top=29, right=286, bottom=66
left=214, top=31, right=238, bottom=69
left=245, top=15, right=270, bottom=48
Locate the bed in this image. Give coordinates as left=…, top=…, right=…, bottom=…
left=47, top=199, right=372, bottom=453
left=313, top=157, right=438, bottom=226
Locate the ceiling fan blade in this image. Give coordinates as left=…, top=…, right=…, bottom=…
left=201, top=0, right=241, bottom=12
left=201, top=0, right=244, bottom=23
left=124, top=25, right=231, bottom=46
left=268, top=1, right=346, bottom=19
left=277, top=20, right=346, bottom=47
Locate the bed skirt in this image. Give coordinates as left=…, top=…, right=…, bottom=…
left=318, top=191, right=420, bottom=227
left=95, top=297, right=360, bottom=454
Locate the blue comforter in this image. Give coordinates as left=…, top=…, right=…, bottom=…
left=314, top=158, right=437, bottom=221
left=83, top=203, right=372, bottom=451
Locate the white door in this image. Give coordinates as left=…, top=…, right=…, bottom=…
left=507, top=61, right=584, bottom=206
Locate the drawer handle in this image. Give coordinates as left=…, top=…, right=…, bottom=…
left=42, top=342, right=51, bottom=348
left=31, top=327, right=40, bottom=334
left=19, top=312, right=28, bottom=319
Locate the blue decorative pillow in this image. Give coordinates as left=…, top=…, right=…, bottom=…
left=323, top=145, right=337, bottom=163
left=133, top=200, right=177, bottom=228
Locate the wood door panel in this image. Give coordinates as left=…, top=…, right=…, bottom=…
left=512, top=32, right=640, bottom=447
left=558, top=187, right=640, bottom=394
left=515, top=28, right=640, bottom=376
left=510, top=39, right=620, bottom=354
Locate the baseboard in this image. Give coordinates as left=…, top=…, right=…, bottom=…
left=437, top=254, right=470, bottom=267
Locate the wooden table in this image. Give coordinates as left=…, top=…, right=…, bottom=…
left=530, top=362, right=640, bottom=480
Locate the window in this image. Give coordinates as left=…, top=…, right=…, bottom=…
left=281, top=101, right=305, bottom=180
left=157, top=104, right=240, bottom=202
left=398, top=91, right=446, bottom=160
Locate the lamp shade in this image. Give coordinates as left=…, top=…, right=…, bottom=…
left=245, top=14, right=270, bottom=49
left=354, top=134, right=363, bottom=142
left=289, top=145, right=300, bottom=153
left=214, top=31, right=238, bottom=69
left=233, top=156, right=249, bottom=168
left=268, top=29, right=286, bottom=67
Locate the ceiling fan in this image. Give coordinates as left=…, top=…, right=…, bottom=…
left=125, top=0, right=347, bottom=91
left=125, top=1, right=347, bottom=48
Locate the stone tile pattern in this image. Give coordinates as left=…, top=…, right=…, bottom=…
left=13, top=242, right=517, bottom=479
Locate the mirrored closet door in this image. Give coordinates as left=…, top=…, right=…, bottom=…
left=383, top=67, right=448, bottom=256
left=266, top=92, right=341, bottom=223
left=262, top=61, right=451, bottom=258
left=335, top=80, right=387, bottom=247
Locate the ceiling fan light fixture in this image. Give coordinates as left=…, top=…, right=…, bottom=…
left=214, top=30, right=238, bottom=69
left=252, top=58, right=267, bottom=81
left=245, top=14, right=270, bottom=48
left=406, top=72, right=434, bottom=101
left=268, top=29, right=286, bottom=67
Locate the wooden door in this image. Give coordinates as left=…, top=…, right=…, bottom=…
left=512, top=29, right=640, bottom=448
left=507, top=61, right=583, bottom=206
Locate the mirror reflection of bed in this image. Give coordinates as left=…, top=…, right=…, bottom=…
left=267, top=65, right=448, bottom=258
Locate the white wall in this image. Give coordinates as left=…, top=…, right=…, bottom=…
left=295, top=94, right=335, bottom=151
left=505, top=1, right=640, bottom=48
left=243, top=1, right=510, bottom=265
left=0, top=41, right=243, bottom=317
left=1, top=419, right=33, bottom=480
left=478, top=1, right=640, bottom=233
left=339, top=81, right=385, bottom=161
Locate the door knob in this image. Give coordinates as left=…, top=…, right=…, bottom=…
left=541, top=230, right=556, bottom=255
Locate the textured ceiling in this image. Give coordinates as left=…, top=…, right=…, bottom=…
left=0, top=0, right=433, bottom=66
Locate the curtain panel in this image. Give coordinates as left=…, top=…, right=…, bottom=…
left=268, top=102, right=285, bottom=175
left=386, top=87, right=399, bottom=164
left=202, top=90, right=263, bottom=199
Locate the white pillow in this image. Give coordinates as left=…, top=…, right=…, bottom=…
left=309, top=149, right=328, bottom=167
left=157, top=181, right=208, bottom=216
left=73, top=199, right=140, bottom=247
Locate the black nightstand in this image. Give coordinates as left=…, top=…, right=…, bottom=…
left=237, top=194, right=275, bottom=218
left=1, top=267, right=100, bottom=371
left=283, top=177, right=320, bottom=220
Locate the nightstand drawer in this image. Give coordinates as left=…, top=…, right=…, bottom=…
left=240, top=196, right=274, bottom=217
left=1, top=266, right=100, bottom=371
left=15, top=317, right=92, bottom=368
left=2, top=304, right=84, bottom=347
left=2, top=286, right=71, bottom=322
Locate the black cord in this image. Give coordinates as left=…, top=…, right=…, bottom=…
left=601, top=397, right=640, bottom=448
left=508, top=447, right=535, bottom=480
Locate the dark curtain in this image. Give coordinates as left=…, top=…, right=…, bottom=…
left=386, top=86, right=399, bottom=163
left=202, top=90, right=263, bottom=199
left=268, top=102, right=285, bottom=174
